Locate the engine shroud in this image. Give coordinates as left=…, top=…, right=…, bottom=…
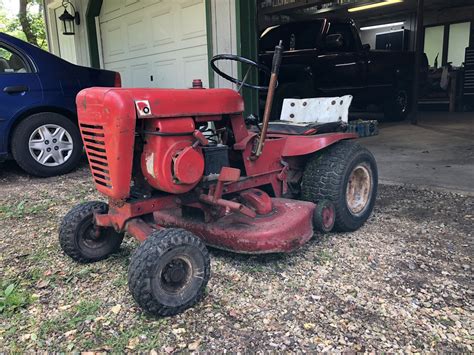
left=141, top=117, right=205, bottom=194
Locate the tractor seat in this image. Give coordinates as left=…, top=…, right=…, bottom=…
left=263, top=120, right=347, bottom=135
left=264, top=95, right=352, bottom=135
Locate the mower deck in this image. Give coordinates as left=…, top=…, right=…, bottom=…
left=151, top=198, right=315, bottom=254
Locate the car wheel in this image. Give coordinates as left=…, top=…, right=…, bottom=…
left=384, top=86, right=411, bottom=121
left=11, top=112, right=83, bottom=177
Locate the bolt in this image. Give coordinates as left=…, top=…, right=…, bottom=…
left=54, top=146, right=59, bottom=150
left=47, top=148, right=51, bottom=152
left=53, top=139, right=57, bottom=143
left=45, top=140, right=49, bottom=145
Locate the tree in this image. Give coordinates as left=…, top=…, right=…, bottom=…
left=0, top=0, right=48, bottom=50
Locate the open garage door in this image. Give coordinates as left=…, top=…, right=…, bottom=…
left=98, top=0, right=209, bottom=88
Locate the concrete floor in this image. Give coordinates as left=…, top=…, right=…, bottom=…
left=360, top=112, right=474, bottom=195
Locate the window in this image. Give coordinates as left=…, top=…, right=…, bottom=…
left=325, top=23, right=356, bottom=52
left=424, top=22, right=472, bottom=68
left=260, top=20, right=324, bottom=52
left=424, top=25, right=444, bottom=68
left=447, top=22, right=470, bottom=67
left=0, top=46, right=28, bottom=73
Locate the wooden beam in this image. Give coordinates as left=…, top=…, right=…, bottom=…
left=410, top=0, right=424, bottom=125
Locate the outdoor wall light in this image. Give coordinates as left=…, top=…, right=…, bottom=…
left=58, top=0, right=80, bottom=35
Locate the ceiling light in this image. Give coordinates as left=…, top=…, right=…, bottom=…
left=348, top=0, right=403, bottom=12
left=360, top=21, right=404, bottom=30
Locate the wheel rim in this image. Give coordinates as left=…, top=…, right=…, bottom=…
left=346, top=163, right=373, bottom=216
left=28, top=124, right=73, bottom=167
left=79, top=219, right=109, bottom=250
left=396, top=90, right=408, bottom=113
left=161, top=257, right=193, bottom=293
left=321, top=205, right=335, bottom=230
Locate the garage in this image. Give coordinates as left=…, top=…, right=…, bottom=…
left=98, top=0, right=209, bottom=88
left=251, top=0, right=474, bottom=194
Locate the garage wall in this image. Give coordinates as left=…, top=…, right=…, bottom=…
left=209, top=0, right=238, bottom=89
left=45, top=0, right=91, bottom=66
left=98, top=0, right=209, bottom=88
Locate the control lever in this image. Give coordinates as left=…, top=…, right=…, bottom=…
left=253, top=40, right=283, bottom=158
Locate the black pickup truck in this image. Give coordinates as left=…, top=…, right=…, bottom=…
left=259, top=18, right=428, bottom=121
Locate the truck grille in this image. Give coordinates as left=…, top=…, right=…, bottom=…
left=80, top=123, right=112, bottom=189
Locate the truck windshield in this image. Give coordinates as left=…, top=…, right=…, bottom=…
left=260, top=20, right=324, bottom=52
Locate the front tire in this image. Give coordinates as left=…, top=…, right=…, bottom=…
left=128, top=228, right=211, bottom=317
left=11, top=112, right=83, bottom=177
left=301, top=140, right=378, bottom=232
left=59, top=201, right=124, bottom=263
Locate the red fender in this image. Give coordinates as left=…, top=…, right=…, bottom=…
left=280, top=133, right=357, bottom=157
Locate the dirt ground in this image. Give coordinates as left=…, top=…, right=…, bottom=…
left=0, top=159, right=473, bottom=352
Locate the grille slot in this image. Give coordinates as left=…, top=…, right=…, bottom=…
left=80, top=124, right=113, bottom=190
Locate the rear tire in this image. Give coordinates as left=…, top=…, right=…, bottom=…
left=59, top=201, right=124, bottom=263
left=11, top=112, right=82, bottom=177
left=301, top=140, right=378, bottom=232
left=128, top=228, right=210, bottom=317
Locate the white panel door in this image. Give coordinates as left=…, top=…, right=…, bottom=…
left=99, top=0, right=208, bottom=88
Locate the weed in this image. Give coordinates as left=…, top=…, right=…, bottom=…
left=0, top=283, right=30, bottom=314
left=315, top=250, right=333, bottom=265
left=0, top=200, right=50, bottom=219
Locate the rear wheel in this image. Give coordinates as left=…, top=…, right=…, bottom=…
left=384, top=86, right=410, bottom=121
left=11, top=112, right=83, bottom=177
left=301, top=140, right=378, bottom=232
left=128, top=228, right=210, bottom=317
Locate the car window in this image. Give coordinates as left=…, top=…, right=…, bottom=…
left=0, top=46, right=29, bottom=74
left=324, top=23, right=356, bottom=52
left=260, top=20, right=324, bottom=52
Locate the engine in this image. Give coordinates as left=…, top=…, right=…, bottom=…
left=75, top=85, right=244, bottom=200
left=140, top=117, right=205, bottom=194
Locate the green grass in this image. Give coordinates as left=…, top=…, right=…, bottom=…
left=0, top=200, right=52, bottom=219
left=314, top=250, right=333, bottom=265
left=0, top=282, right=31, bottom=315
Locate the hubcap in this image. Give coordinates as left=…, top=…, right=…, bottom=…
left=29, top=124, right=73, bottom=166
left=161, top=257, right=192, bottom=293
left=346, top=164, right=372, bottom=215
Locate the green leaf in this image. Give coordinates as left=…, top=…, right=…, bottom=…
left=4, top=284, right=15, bottom=297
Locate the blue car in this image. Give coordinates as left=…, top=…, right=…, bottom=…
left=0, top=33, right=120, bottom=176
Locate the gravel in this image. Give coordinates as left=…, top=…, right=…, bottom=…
left=0, top=160, right=473, bottom=352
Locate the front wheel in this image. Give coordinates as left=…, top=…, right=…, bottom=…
left=128, top=228, right=211, bottom=317
left=59, top=201, right=124, bottom=263
left=301, top=140, right=378, bottom=232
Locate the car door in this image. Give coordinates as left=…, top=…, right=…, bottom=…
left=313, top=23, right=367, bottom=98
left=0, top=43, right=43, bottom=153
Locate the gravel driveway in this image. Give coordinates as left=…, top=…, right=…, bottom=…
left=0, top=160, right=472, bottom=352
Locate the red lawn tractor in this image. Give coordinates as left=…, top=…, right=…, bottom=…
left=59, top=43, right=377, bottom=316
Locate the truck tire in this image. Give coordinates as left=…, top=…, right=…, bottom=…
left=59, top=201, right=124, bottom=263
left=384, top=86, right=411, bottom=121
left=128, top=228, right=210, bottom=317
left=301, top=140, right=378, bottom=232
left=11, top=112, right=83, bottom=177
